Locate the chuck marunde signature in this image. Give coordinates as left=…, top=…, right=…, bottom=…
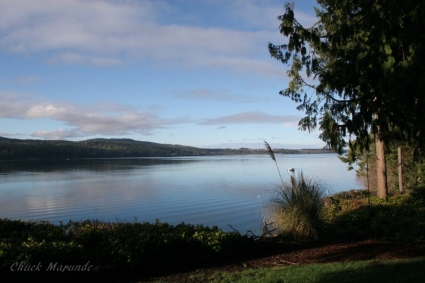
left=10, top=261, right=93, bottom=272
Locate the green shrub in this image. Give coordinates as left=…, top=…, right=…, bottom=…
left=0, top=218, right=257, bottom=274
left=326, top=191, right=425, bottom=242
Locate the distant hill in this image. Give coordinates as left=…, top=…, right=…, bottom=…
left=0, top=137, right=333, bottom=160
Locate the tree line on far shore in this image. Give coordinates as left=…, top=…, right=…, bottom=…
left=0, top=137, right=332, bottom=160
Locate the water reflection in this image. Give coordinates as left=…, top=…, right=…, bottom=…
left=0, top=155, right=360, bottom=234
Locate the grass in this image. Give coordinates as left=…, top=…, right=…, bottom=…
left=163, top=257, right=425, bottom=283
left=263, top=141, right=328, bottom=241
left=262, top=173, right=328, bottom=241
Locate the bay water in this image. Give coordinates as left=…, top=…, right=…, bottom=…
left=0, top=154, right=360, bottom=235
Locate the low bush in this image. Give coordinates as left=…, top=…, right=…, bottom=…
left=325, top=186, right=425, bottom=242
left=0, top=218, right=257, bottom=277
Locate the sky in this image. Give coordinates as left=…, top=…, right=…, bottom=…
left=0, top=0, right=324, bottom=149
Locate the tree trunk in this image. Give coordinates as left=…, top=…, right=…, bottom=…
left=375, top=131, right=388, bottom=198
left=398, top=146, right=404, bottom=193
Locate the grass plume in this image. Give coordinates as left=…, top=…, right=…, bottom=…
left=264, top=140, right=284, bottom=186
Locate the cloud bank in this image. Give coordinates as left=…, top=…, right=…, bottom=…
left=0, top=0, right=288, bottom=77
left=176, top=88, right=268, bottom=103
left=200, top=111, right=299, bottom=125
left=0, top=91, right=190, bottom=140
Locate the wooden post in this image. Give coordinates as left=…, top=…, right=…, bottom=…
left=398, top=146, right=404, bottom=193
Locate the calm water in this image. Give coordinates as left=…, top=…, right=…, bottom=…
left=0, top=154, right=360, bottom=235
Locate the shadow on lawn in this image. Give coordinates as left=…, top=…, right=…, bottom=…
left=315, top=257, right=425, bottom=283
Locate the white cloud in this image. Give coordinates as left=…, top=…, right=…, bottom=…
left=16, top=76, right=42, bottom=85
left=176, top=88, right=268, bottom=103
left=47, top=53, right=124, bottom=66
left=26, top=104, right=67, bottom=118
left=0, top=0, right=287, bottom=77
left=0, top=91, right=190, bottom=140
left=200, top=111, right=299, bottom=125
left=0, top=131, right=28, bottom=139
left=32, top=129, right=83, bottom=140
left=229, top=0, right=302, bottom=30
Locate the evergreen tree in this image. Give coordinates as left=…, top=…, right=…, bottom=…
left=269, top=0, right=425, bottom=197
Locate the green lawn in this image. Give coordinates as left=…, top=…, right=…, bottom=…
left=160, top=257, right=425, bottom=283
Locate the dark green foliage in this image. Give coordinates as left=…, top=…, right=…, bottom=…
left=341, top=137, right=425, bottom=193
left=269, top=0, right=425, bottom=159
left=325, top=188, right=425, bottom=242
left=0, top=219, right=257, bottom=281
left=0, top=137, right=222, bottom=159
left=0, top=136, right=332, bottom=160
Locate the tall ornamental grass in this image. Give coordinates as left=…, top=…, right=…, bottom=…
left=263, top=141, right=329, bottom=241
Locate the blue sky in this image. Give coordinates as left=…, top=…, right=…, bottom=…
left=0, top=0, right=323, bottom=149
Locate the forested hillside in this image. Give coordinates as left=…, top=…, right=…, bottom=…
left=0, top=137, right=331, bottom=160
